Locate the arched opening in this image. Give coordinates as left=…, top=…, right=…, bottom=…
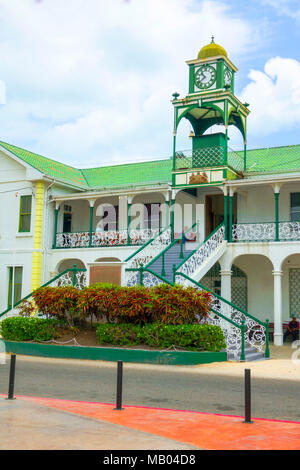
left=56, top=258, right=86, bottom=273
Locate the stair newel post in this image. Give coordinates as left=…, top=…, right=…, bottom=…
left=139, top=263, right=144, bottom=286
left=172, top=264, right=176, bottom=285
left=240, top=320, right=245, bottom=361
left=72, top=263, right=77, bottom=287
left=265, top=318, right=270, bottom=359
left=180, top=232, right=184, bottom=259
left=161, top=252, right=166, bottom=277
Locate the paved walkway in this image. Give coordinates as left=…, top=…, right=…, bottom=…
left=1, top=344, right=300, bottom=450
left=1, top=394, right=300, bottom=450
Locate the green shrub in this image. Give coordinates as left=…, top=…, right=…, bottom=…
left=0, top=317, right=59, bottom=342
left=96, top=323, right=226, bottom=351
left=32, top=283, right=212, bottom=325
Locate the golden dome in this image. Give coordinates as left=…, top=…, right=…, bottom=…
left=198, top=37, right=227, bottom=60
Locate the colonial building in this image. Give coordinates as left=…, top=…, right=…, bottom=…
left=1, top=39, right=300, bottom=359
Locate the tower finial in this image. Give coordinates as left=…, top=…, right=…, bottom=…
left=211, top=35, right=215, bottom=43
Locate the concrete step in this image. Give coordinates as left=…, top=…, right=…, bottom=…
left=226, top=346, right=267, bottom=362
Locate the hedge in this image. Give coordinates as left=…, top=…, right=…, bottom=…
left=17, top=283, right=212, bottom=325
left=0, top=317, right=59, bottom=342
left=96, top=323, right=226, bottom=352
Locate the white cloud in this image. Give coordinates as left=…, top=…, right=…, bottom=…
left=0, top=0, right=262, bottom=165
left=240, top=56, right=300, bottom=137
left=262, top=0, right=300, bottom=20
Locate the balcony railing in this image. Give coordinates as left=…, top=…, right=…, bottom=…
left=174, top=146, right=244, bottom=174
left=232, top=221, right=300, bottom=242
left=54, top=228, right=161, bottom=249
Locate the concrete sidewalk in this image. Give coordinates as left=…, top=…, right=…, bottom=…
left=1, top=394, right=300, bottom=450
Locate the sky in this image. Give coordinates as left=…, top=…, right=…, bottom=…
left=0, top=0, right=299, bottom=168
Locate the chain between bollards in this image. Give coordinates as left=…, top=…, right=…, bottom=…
left=7, top=354, right=16, bottom=400
left=114, top=360, right=124, bottom=411
left=243, top=368, right=253, bottom=423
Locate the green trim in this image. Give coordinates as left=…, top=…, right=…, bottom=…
left=89, top=206, right=94, bottom=248
left=275, top=192, right=279, bottom=241
left=2, top=340, right=227, bottom=365
left=229, top=195, right=233, bottom=242
left=224, top=194, right=228, bottom=240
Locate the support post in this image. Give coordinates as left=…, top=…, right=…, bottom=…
left=272, top=270, right=283, bottom=346
left=170, top=192, right=176, bottom=241
left=243, top=368, right=253, bottom=423
left=228, top=194, right=233, bottom=242
left=265, top=319, right=270, bottom=359
left=72, top=263, right=77, bottom=287
left=7, top=354, right=16, bottom=400
left=53, top=204, right=59, bottom=249
left=224, top=193, right=228, bottom=241
left=114, top=361, right=124, bottom=411
left=275, top=192, right=279, bottom=241
left=89, top=202, right=94, bottom=248
left=127, top=197, right=132, bottom=246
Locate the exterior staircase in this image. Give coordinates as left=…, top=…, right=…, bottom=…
left=125, top=223, right=270, bottom=362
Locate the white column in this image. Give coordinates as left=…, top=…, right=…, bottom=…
left=272, top=269, right=283, bottom=346
left=220, top=269, right=232, bottom=302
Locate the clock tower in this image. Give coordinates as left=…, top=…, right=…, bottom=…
left=171, top=38, right=250, bottom=188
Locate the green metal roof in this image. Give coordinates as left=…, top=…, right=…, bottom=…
left=0, top=141, right=87, bottom=188
left=1, top=140, right=300, bottom=191
left=243, top=144, right=300, bottom=174
left=81, top=159, right=172, bottom=189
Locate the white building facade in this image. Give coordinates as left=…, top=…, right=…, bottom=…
left=1, top=40, right=300, bottom=358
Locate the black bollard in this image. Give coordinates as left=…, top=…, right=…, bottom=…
left=7, top=354, right=16, bottom=400
left=243, top=368, right=253, bottom=423
left=114, top=360, right=124, bottom=410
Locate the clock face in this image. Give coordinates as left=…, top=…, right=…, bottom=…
left=224, top=68, right=232, bottom=87
left=195, top=65, right=216, bottom=90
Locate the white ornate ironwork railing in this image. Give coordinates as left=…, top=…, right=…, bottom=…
left=125, top=227, right=171, bottom=286
left=176, top=223, right=225, bottom=279
left=0, top=267, right=87, bottom=321
left=232, top=221, right=300, bottom=242
left=55, top=229, right=160, bottom=248
left=279, top=221, right=300, bottom=240
left=175, top=272, right=269, bottom=360
left=232, top=222, right=275, bottom=242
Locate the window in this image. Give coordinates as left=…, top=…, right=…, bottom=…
left=291, top=193, right=300, bottom=222
left=19, top=195, right=32, bottom=232
left=7, top=266, right=23, bottom=308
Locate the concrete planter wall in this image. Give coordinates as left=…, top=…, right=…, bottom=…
left=3, top=340, right=227, bottom=365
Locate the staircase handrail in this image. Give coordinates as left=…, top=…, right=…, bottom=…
left=176, top=222, right=225, bottom=275
left=0, top=266, right=87, bottom=320
left=125, top=225, right=171, bottom=266
left=145, top=222, right=198, bottom=270
left=175, top=272, right=270, bottom=359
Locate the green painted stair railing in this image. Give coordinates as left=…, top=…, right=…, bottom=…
left=174, top=272, right=270, bottom=360
left=0, top=265, right=87, bottom=321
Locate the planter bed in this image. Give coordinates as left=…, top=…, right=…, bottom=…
left=2, top=339, right=227, bottom=365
